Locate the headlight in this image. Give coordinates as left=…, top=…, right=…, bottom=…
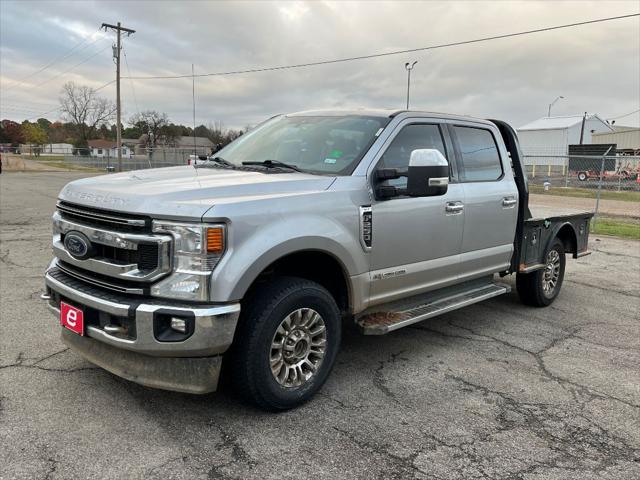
left=150, top=221, right=226, bottom=301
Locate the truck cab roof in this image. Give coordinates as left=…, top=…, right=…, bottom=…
left=287, top=108, right=495, bottom=126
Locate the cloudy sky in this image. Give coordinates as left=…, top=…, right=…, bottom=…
left=1, top=0, right=638, bottom=130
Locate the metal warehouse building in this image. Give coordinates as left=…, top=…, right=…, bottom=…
left=517, top=114, right=614, bottom=162
left=592, top=126, right=640, bottom=155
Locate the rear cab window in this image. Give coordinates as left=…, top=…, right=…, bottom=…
left=453, top=126, right=503, bottom=182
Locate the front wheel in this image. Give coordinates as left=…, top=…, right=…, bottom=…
left=229, top=276, right=341, bottom=411
left=516, top=239, right=566, bottom=307
left=577, top=172, right=588, bottom=181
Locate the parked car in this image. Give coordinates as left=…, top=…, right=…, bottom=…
left=43, top=110, right=593, bottom=410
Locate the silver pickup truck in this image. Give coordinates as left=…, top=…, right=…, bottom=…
left=43, top=110, right=593, bottom=410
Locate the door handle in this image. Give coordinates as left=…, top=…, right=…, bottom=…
left=445, top=202, right=464, bottom=213
left=502, top=197, right=517, bottom=207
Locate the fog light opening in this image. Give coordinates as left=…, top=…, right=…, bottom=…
left=170, top=317, right=187, bottom=333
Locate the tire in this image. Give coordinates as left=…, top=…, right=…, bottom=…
left=229, top=276, right=341, bottom=411
left=577, top=172, right=587, bottom=181
left=516, top=239, right=566, bottom=307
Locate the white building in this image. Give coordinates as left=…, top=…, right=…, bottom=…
left=517, top=114, right=614, bottom=163
left=88, top=140, right=132, bottom=158
left=42, top=143, right=73, bottom=155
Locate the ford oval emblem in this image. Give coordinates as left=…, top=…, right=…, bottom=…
left=64, top=231, right=93, bottom=260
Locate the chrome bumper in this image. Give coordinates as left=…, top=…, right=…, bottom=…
left=43, top=266, right=240, bottom=393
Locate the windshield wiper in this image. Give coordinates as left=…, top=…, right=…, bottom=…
left=242, top=160, right=305, bottom=173
left=194, top=156, right=236, bottom=169
left=209, top=156, right=235, bottom=167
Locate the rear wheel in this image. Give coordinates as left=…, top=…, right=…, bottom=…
left=229, top=276, right=341, bottom=411
left=577, top=172, right=588, bottom=181
left=516, top=239, right=566, bottom=307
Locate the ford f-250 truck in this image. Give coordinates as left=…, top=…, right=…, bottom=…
left=43, top=110, right=593, bottom=410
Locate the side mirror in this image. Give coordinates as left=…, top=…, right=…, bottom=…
left=406, top=149, right=449, bottom=197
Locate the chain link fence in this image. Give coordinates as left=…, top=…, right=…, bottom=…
left=61, top=147, right=209, bottom=171
left=523, top=152, right=639, bottom=231
left=523, top=154, right=640, bottom=192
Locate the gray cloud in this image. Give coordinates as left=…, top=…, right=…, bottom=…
left=1, top=0, right=638, bottom=129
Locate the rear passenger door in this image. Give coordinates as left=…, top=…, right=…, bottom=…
left=450, top=124, right=518, bottom=279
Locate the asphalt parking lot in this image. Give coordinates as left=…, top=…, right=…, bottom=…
left=1, top=171, right=639, bottom=480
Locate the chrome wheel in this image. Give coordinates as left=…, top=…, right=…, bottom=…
left=542, top=249, right=561, bottom=296
left=270, top=308, right=327, bottom=388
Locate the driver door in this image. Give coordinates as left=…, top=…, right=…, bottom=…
left=368, top=121, right=464, bottom=305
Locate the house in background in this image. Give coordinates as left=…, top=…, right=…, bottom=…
left=88, top=139, right=132, bottom=158
left=517, top=114, right=614, bottom=162
left=173, top=136, right=214, bottom=153
left=121, top=138, right=142, bottom=153
left=137, top=135, right=214, bottom=155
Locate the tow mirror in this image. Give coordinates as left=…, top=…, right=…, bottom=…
left=407, top=149, right=449, bottom=197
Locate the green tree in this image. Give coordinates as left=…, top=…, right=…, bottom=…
left=21, top=122, right=48, bottom=156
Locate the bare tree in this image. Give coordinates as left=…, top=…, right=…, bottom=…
left=129, top=111, right=172, bottom=149
left=59, top=82, right=116, bottom=146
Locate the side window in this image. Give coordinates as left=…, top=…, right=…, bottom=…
left=378, top=124, right=448, bottom=188
left=454, top=126, right=503, bottom=181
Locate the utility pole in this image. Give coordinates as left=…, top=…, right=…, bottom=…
left=101, top=22, right=135, bottom=172
left=579, top=111, right=587, bottom=144
left=404, top=61, right=418, bottom=110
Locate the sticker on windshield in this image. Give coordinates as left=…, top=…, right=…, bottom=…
left=324, top=158, right=337, bottom=164
left=329, top=150, right=343, bottom=158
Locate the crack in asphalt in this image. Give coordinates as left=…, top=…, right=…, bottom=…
left=565, top=279, right=640, bottom=298
left=0, top=348, right=99, bottom=374
left=333, top=426, right=444, bottom=480
left=372, top=350, right=410, bottom=407
left=205, top=424, right=257, bottom=479
left=443, top=374, right=640, bottom=478
left=0, top=249, right=36, bottom=269
left=43, top=457, right=59, bottom=480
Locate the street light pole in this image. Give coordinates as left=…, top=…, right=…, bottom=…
left=547, top=95, right=564, bottom=117
left=405, top=61, right=418, bottom=109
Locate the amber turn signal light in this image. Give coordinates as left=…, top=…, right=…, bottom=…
left=206, top=227, right=224, bottom=253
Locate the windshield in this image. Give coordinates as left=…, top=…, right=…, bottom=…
left=215, top=115, right=389, bottom=175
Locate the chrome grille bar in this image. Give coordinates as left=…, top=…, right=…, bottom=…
left=57, top=261, right=145, bottom=295
left=57, top=202, right=147, bottom=228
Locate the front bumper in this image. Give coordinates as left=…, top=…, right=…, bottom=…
left=44, top=264, right=240, bottom=394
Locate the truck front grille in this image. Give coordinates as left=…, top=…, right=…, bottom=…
left=53, top=202, right=172, bottom=288
left=59, top=233, right=159, bottom=271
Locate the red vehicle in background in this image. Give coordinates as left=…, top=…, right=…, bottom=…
left=575, top=160, right=639, bottom=182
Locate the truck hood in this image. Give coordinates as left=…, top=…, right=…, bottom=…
left=59, top=166, right=336, bottom=219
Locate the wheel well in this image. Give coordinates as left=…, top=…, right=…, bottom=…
left=555, top=224, right=577, bottom=255
left=247, top=250, right=350, bottom=313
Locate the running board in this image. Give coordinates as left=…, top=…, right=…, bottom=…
left=356, top=282, right=510, bottom=335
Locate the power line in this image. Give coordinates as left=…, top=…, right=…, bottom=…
left=95, top=80, right=115, bottom=92
left=122, top=46, right=140, bottom=115
left=608, top=108, right=640, bottom=120
left=1, top=27, right=103, bottom=92
left=11, top=79, right=117, bottom=121
left=124, top=13, right=639, bottom=80
left=1, top=42, right=112, bottom=103
left=28, top=43, right=113, bottom=90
